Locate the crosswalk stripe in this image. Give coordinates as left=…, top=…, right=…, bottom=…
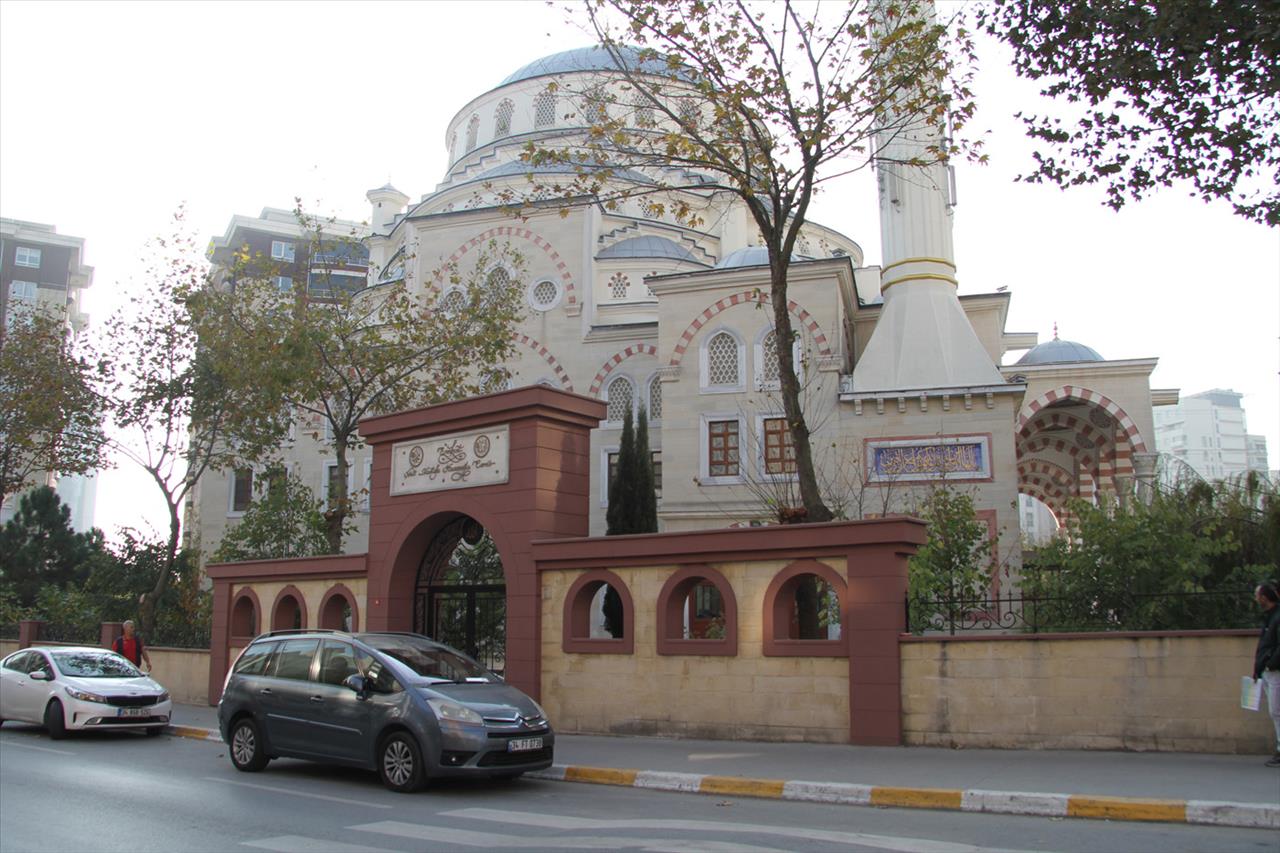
left=241, top=836, right=398, bottom=853
left=349, top=821, right=784, bottom=852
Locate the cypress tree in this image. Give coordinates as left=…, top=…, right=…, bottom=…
left=605, top=402, right=637, bottom=535
left=635, top=404, right=657, bottom=533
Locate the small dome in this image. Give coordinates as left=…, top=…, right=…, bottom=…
left=597, top=235, right=699, bottom=263
left=500, top=45, right=686, bottom=87
left=1016, top=338, right=1104, bottom=366
left=714, top=246, right=804, bottom=269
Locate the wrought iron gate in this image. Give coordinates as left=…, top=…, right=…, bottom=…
left=413, top=517, right=506, bottom=675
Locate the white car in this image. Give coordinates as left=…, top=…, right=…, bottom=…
left=0, top=646, right=171, bottom=738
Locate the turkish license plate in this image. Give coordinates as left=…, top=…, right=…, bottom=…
left=118, top=707, right=149, bottom=718
left=507, top=737, right=542, bottom=753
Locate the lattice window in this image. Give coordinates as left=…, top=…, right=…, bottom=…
left=678, top=100, right=700, bottom=129
left=706, top=332, right=739, bottom=386
left=609, top=272, right=629, bottom=299
left=530, top=279, right=558, bottom=310
left=763, top=417, right=797, bottom=475
left=761, top=330, right=780, bottom=384
left=651, top=450, right=662, bottom=497
left=707, top=420, right=739, bottom=477
left=440, top=289, right=466, bottom=316
left=648, top=375, right=663, bottom=420
left=494, top=99, right=515, bottom=138
left=534, top=91, right=556, bottom=128
left=634, top=99, right=656, bottom=129
left=465, top=114, right=480, bottom=152
left=486, top=266, right=511, bottom=291
left=606, top=376, right=634, bottom=422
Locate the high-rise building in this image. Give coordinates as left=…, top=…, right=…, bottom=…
left=1153, top=388, right=1270, bottom=482
left=0, top=217, right=97, bottom=529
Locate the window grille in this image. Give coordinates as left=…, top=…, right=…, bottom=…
left=465, top=114, right=480, bottom=152
left=761, top=330, right=780, bottom=384
left=494, top=99, right=515, bottom=138
left=609, top=272, right=629, bottom=299
left=648, top=375, right=663, bottom=420
left=763, top=417, right=797, bottom=475
left=531, top=279, right=558, bottom=309
left=707, top=420, right=739, bottom=477
left=706, top=332, right=739, bottom=385
left=634, top=99, right=656, bottom=129
left=606, top=376, right=633, bottom=422
left=486, top=266, right=511, bottom=290
left=440, top=289, right=466, bottom=316
left=534, top=91, right=556, bottom=128
left=678, top=100, right=699, bottom=129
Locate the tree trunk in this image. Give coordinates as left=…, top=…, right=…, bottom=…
left=324, top=438, right=350, bottom=553
left=139, top=494, right=182, bottom=640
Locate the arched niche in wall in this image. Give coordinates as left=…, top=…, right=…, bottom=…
left=655, top=564, right=737, bottom=656
left=762, top=559, right=847, bottom=657
left=562, top=569, right=634, bottom=654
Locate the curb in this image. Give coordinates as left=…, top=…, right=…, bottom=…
left=526, top=765, right=1280, bottom=831
left=163, top=727, right=1278, bottom=830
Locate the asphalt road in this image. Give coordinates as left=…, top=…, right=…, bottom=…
left=1, top=724, right=1276, bottom=853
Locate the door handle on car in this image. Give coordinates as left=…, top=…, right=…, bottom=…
left=309, top=696, right=324, bottom=703
left=259, top=688, right=272, bottom=696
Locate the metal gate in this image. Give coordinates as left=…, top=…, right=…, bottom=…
left=413, top=517, right=506, bottom=676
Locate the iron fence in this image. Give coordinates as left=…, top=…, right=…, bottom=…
left=906, top=587, right=1259, bottom=635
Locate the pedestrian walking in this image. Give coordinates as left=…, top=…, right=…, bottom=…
left=112, top=620, right=153, bottom=672
left=1253, top=580, right=1280, bottom=767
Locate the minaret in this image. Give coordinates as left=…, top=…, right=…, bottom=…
left=849, top=1, right=1004, bottom=393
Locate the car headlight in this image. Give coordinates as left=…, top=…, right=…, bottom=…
left=530, top=699, right=548, bottom=720
left=427, top=698, right=484, bottom=726
left=65, top=686, right=108, bottom=704
left=157, top=692, right=170, bottom=703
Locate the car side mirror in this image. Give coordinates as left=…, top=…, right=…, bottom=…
left=342, top=674, right=368, bottom=697
left=29, top=670, right=50, bottom=681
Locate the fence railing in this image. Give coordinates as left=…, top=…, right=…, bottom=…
left=906, top=588, right=1258, bottom=635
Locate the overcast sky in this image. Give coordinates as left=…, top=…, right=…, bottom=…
left=2, top=0, right=1276, bottom=543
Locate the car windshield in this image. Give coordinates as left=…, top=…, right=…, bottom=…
left=51, top=651, right=142, bottom=679
left=364, top=635, right=491, bottom=683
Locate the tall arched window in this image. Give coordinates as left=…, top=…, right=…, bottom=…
left=706, top=331, right=740, bottom=386
left=465, top=114, right=480, bottom=152
left=494, top=99, right=515, bottom=138
left=486, top=266, right=512, bottom=291
left=606, top=375, right=634, bottom=422
left=634, top=98, right=656, bottom=129
left=760, top=330, right=780, bottom=385
left=648, top=375, right=663, bottom=420
left=534, top=91, right=556, bottom=128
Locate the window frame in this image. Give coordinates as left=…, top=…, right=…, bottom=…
left=533, top=90, right=557, bottom=129
left=699, top=413, right=746, bottom=485
left=753, top=326, right=803, bottom=391
left=228, top=468, right=254, bottom=516
left=9, top=280, right=37, bottom=300
left=756, top=413, right=799, bottom=481
left=14, top=246, right=41, bottom=268
left=562, top=570, right=635, bottom=655
left=526, top=277, right=562, bottom=312
left=270, top=240, right=296, bottom=262
left=603, top=373, right=637, bottom=425
left=655, top=565, right=738, bottom=656
left=699, top=327, right=746, bottom=393
left=646, top=373, right=663, bottom=423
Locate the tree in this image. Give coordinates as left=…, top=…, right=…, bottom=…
left=0, top=486, right=107, bottom=606
left=211, top=472, right=331, bottom=563
left=98, top=207, right=281, bottom=639
left=603, top=402, right=657, bottom=637
left=517, top=0, right=976, bottom=522
left=906, top=487, right=995, bottom=633
left=190, top=211, right=527, bottom=552
left=0, top=307, right=107, bottom=509
left=979, top=1, right=1280, bottom=226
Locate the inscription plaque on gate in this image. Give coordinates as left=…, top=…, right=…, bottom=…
left=390, top=425, right=509, bottom=495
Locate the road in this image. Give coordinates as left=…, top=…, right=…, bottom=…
left=1, top=724, right=1276, bottom=853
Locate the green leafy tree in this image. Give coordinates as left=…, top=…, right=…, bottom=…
left=190, top=211, right=526, bottom=553
left=0, top=486, right=108, bottom=606
left=212, top=473, right=332, bottom=563
left=519, top=0, right=977, bottom=523
left=907, top=487, right=994, bottom=634
left=0, top=307, right=107, bottom=509
left=979, top=1, right=1280, bottom=226
left=603, top=402, right=658, bottom=637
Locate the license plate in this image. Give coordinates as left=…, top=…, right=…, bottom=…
left=118, top=707, right=149, bottom=718
left=507, top=737, right=542, bottom=753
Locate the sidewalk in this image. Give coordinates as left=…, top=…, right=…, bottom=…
left=168, top=703, right=1279, bottom=830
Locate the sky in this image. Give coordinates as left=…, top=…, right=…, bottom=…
left=1, top=0, right=1276, bottom=544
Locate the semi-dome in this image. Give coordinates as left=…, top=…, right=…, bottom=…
left=499, top=45, right=690, bottom=87
left=1016, top=338, right=1104, bottom=366
left=597, top=235, right=699, bottom=263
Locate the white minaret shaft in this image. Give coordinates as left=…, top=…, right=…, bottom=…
left=850, top=0, right=1004, bottom=393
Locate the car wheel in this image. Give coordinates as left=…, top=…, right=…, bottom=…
left=379, top=732, right=425, bottom=793
left=43, top=700, right=67, bottom=740
left=228, top=718, right=269, bottom=772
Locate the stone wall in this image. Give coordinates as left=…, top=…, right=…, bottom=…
left=901, top=631, right=1273, bottom=753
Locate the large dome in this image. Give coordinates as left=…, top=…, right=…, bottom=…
left=499, top=45, right=687, bottom=87
left=1016, top=338, right=1104, bottom=366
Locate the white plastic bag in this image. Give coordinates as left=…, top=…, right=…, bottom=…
left=1241, top=676, right=1263, bottom=711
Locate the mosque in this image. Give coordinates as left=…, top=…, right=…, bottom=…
left=196, top=45, right=1172, bottom=580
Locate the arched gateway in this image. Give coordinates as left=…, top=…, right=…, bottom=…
left=207, top=386, right=603, bottom=702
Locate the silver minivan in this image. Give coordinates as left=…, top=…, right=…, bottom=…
left=217, top=630, right=552, bottom=792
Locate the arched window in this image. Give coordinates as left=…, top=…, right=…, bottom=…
left=706, top=331, right=740, bottom=387
left=465, top=114, right=480, bottom=152
left=494, top=98, right=515, bottom=138
left=678, top=99, right=700, bottom=129
left=534, top=90, right=557, bottom=128
left=486, top=266, right=512, bottom=291
left=634, top=98, right=656, bottom=129
left=655, top=566, right=737, bottom=655
left=763, top=561, right=846, bottom=657
left=439, top=288, right=466, bottom=316
left=563, top=570, right=634, bottom=654
left=230, top=589, right=260, bottom=638
left=648, top=375, right=663, bottom=420
left=609, top=272, right=630, bottom=299
left=318, top=584, right=359, bottom=631
left=271, top=586, right=307, bottom=631
left=760, top=330, right=780, bottom=385
left=605, top=375, right=634, bottom=423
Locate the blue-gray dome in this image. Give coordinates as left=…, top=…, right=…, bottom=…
left=597, top=235, right=699, bottom=263
left=1016, top=338, right=1104, bottom=366
left=500, top=45, right=688, bottom=86
left=714, top=246, right=805, bottom=269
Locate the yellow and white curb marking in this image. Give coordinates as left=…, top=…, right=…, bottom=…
left=165, top=727, right=1278, bottom=831
left=529, top=765, right=1280, bottom=830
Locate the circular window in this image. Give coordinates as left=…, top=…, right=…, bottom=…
left=528, top=278, right=561, bottom=311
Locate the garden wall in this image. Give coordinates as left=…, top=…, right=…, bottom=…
left=901, top=631, right=1272, bottom=753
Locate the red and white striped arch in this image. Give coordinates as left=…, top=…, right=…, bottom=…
left=588, top=343, right=658, bottom=397
left=510, top=332, right=573, bottom=391
left=667, top=289, right=832, bottom=368
left=434, top=226, right=577, bottom=310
